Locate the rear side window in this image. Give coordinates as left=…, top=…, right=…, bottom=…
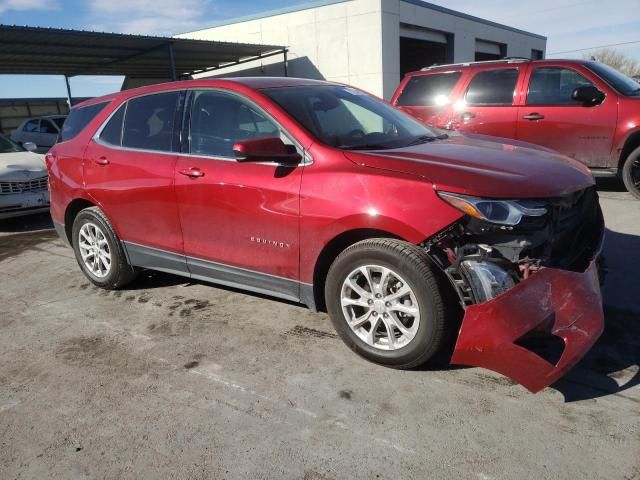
left=396, top=72, right=462, bottom=106
left=527, top=67, right=593, bottom=105
left=122, top=92, right=181, bottom=152
left=60, top=102, right=108, bottom=142
left=23, top=120, right=39, bottom=132
left=99, top=105, right=126, bottom=146
left=465, top=69, right=519, bottom=105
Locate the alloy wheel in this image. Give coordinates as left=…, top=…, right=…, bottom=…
left=78, top=222, right=111, bottom=278
left=340, top=265, right=420, bottom=351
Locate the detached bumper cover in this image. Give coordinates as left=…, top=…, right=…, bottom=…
left=451, top=260, right=604, bottom=393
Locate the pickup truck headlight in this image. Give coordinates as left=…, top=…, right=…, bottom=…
left=437, top=191, right=547, bottom=226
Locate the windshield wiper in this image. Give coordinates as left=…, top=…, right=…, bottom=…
left=407, top=133, right=448, bottom=146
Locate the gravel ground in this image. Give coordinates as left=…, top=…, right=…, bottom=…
left=1, top=184, right=638, bottom=480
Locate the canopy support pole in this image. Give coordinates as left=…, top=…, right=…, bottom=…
left=168, top=43, right=177, bottom=81
left=283, top=49, right=288, bottom=77
left=64, top=75, right=73, bottom=107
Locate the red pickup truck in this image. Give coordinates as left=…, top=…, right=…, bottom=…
left=391, top=59, right=640, bottom=199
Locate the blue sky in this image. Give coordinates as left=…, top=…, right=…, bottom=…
left=0, top=0, right=638, bottom=98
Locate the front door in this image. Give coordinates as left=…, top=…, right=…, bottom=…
left=174, top=89, right=303, bottom=300
left=516, top=65, right=617, bottom=167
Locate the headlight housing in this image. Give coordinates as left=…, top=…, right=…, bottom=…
left=437, top=191, right=547, bottom=226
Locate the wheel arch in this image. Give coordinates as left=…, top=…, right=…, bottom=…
left=308, top=228, right=403, bottom=312
left=619, top=129, right=640, bottom=170
left=64, top=198, right=96, bottom=245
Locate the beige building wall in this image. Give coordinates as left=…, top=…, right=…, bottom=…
left=178, top=0, right=546, bottom=99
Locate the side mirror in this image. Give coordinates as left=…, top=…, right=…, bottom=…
left=232, top=137, right=301, bottom=166
left=23, top=142, right=38, bottom=152
left=572, top=85, right=605, bottom=106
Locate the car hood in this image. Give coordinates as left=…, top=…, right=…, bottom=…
left=0, top=151, right=47, bottom=181
left=344, top=134, right=595, bottom=199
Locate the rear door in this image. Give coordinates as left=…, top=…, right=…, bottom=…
left=174, top=89, right=303, bottom=299
left=516, top=64, right=618, bottom=167
left=393, top=70, right=463, bottom=127
left=447, top=65, right=525, bottom=138
left=83, top=91, right=186, bottom=271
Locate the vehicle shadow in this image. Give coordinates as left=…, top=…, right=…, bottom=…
left=0, top=212, right=53, bottom=233
left=551, top=228, right=640, bottom=402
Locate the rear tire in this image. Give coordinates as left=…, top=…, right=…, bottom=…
left=622, top=146, right=640, bottom=200
left=72, top=207, right=137, bottom=289
left=325, top=238, right=451, bottom=369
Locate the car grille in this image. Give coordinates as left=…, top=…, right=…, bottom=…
left=0, top=176, right=48, bottom=195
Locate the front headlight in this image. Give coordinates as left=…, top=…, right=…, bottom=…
left=437, top=191, right=547, bottom=226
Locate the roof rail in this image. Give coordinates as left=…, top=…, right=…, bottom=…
left=421, top=57, right=531, bottom=71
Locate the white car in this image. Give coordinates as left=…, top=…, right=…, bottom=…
left=0, top=134, right=50, bottom=220
left=10, top=115, right=66, bottom=153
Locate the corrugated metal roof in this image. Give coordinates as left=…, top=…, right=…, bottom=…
left=0, top=25, right=286, bottom=78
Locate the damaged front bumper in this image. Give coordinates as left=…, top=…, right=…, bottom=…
left=451, top=259, right=604, bottom=393
left=428, top=186, right=605, bottom=392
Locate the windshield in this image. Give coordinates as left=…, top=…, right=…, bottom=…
left=261, top=85, right=441, bottom=150
left=0, top=134, right=22, bottom=154
left=585, top=61, right=640, bottom=96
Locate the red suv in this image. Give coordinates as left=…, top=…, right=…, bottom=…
left=48, top=78, right=605, bottom=392
left=391, top=59, right=640, bottom=198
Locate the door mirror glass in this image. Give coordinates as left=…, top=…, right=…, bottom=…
left=23, top=142, right=37, bottom=152
left=233, top=137, right=301, bottom=165
left=571, top=85, right=605, bottom=106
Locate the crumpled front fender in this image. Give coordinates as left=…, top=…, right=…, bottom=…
left=451, top=260, right=604, bottom=393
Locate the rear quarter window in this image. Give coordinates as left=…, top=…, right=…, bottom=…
left=396, top=72, right=462, bottom=106
left=60, top=102, right=109, bottom=142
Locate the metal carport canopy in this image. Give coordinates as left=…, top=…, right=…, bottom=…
left=0, top=24, right=287, bottom=81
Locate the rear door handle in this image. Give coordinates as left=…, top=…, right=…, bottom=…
left=93, top=156, right=109, bottom=166
left=179, top=167, right=205, bottom=178
left=522, top=113, right=545, bottom=121
left=461, top=111, right=476, bottom=121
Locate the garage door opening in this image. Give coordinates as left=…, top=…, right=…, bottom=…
left=475, top=39, right=506, bottom=61
left=400, top=37, right=451, bottom=78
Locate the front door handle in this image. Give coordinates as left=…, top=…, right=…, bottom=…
left=522, top=113, right=545, bottom=121
left=179, top=167, right=205, bottom=178
left=93, top=156, right=109, bottom=166
left=461, top=111, right=476, bottom=121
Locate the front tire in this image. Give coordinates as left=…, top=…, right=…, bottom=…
left=72, top=207, right=137, bottom=289
left=325, top=238, right=451, bottom=369
left=622, top=146, right=640, bottom=200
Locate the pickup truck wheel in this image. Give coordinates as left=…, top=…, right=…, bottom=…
left=71, top=207, right=137, bottom=289
left=622, top=146, right=640, bottom=200
left=325, top=238, right=449, bottom=369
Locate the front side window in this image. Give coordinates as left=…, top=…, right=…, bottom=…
left=23, top=120, right=39, bottom=132
left=61, top=102, right=108, bottom=142
left=39, top=120, right=58, bottom=134
left=465, top=68, right=519, bottom=105
left=396, top=72, right=462, bottom=106
left=52, top=117, right=66, bottom=130
left=189, top=90, right=281, bottom=158
left=122, top=92, right=181, bottom=152
left=527, top=67, right=593, bottom=105
left=263, top=85, right=439, bottom=150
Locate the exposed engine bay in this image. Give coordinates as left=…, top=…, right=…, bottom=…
left=425, top=186, right=604, bottom=307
